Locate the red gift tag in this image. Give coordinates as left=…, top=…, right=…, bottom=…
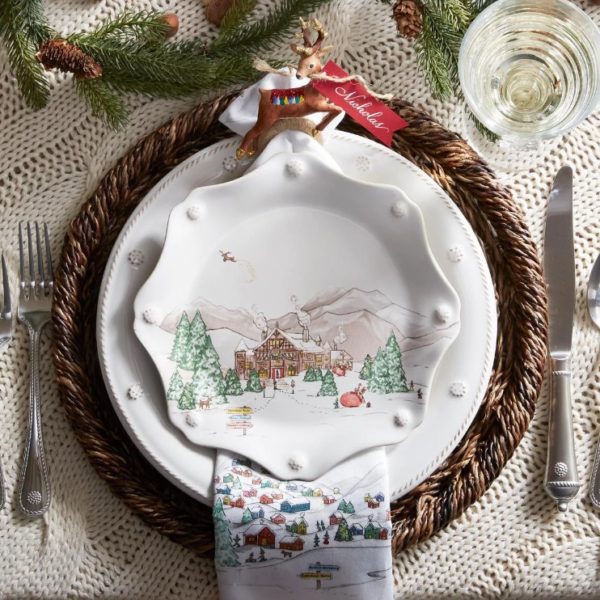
left=312, top=61, right=408, bottom=146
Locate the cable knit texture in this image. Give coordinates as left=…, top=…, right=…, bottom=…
left=0, top=1, right=599, bottom=598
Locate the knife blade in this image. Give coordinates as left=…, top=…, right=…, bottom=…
left=543, top=165, right=581, bottom=511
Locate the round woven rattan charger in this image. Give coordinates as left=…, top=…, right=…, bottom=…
left=52, top=93, right=548, bottom=557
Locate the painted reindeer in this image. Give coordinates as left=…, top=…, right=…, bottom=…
left=236, top=18, right=342, bottom=159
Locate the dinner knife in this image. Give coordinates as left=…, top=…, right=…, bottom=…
left=543, top=165, right=581, bottom=511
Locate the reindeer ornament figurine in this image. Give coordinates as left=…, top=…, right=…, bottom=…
left=236, top=19, right=342, bottom=159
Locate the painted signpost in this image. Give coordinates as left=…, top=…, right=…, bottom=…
left=226, top=406, right=254, bottom=436
left=299, top=562, right=340, bottom=590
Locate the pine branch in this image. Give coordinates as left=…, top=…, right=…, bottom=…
left=212, top=0, right=333, bottom=55
left=219, top=0, right=259, bottom=32
left=75, top=77, right=127, bottom=130
left=0, top=0, right=52, bottom=109
left=414, top=0, right=478, bottom=100
left=68, top=11, right=173, bottom=48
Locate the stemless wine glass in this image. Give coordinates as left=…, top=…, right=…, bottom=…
left=459, top=0, right=600, bottom=164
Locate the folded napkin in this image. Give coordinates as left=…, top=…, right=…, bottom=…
left=213, top=449, right=394, bottom=599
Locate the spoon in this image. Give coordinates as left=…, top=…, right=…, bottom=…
left=587, top=253, right=600, bottom=508
left=588, top=253, right=600, bottom=329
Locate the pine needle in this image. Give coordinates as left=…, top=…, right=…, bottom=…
left=0, top=0, right=52, bottom=109
left=75, top=77, right=127, bottom=130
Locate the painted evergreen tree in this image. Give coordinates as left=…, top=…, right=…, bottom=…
left=338, top=499, right=348, bottom=512
left=314, top=368, right=323, bottom=381
left=234, top=534, right=241, bottom=548
left=245, top=369, right=263, bottom=392
left=178, top=380, right=198, bottom=410
left=166, top=370, right=184, bottom=403
left=369, top=348, right=391, bottom=394
left=334, top=518, right=353, bottom=542
left=318, top=369, right=338, bottom=396
left=316, top=521, right=321, bottom=532
left=323, top=530, right=330, bottom=545
left=303, top=366, right=317, bottom=382
left=333, top=398, right=339, bottom=409
left=194, top=336, right=227, bottom=403
left=241, top=507, right=253, bottom=524
left=313, top=533, right=320, bottom=547
left=320, top=519, right=326, bottom=531
left=213, top=497, right=226, bottom=519
left=214, top=515, right=240, bottom=567
left=359, top=354, right=373, bottom=380
left=259, top=547, right=266, bottom=562
left=224, top=368, right=244, bottom=395
left=188, top=311, right=208, bottom=371
left=385, top=332, right=409, bottom=392
left=346, top=501, right=355, bottom=514
left=170, top=312, right=191, bottom=367
left=232, top=477, right=242, bottom=490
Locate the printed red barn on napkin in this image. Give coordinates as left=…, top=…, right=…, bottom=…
left=312, top=61, right=408, bottom=146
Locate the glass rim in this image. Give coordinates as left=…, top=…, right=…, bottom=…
left=459, top=0, right=600, bottom=142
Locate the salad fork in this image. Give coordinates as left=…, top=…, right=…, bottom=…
left=17, top=222, right=53, bottom=517
left=0, top=253, right=12, bottom=510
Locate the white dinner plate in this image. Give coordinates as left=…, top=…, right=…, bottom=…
left=97, top=131, right=496, bottom=503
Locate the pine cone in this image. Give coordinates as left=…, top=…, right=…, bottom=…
left=393, top=0, right=423, bottom=39
left=202, top=0, right=235, bottom=26
left=160, top=13, right=180, bottom=38
left=36, top=39, right=103, bottom=79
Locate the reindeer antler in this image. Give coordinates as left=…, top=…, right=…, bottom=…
left=291, top=17, right=329, bottom=56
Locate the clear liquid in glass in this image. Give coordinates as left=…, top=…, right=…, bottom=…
left=459, top=0, right=600, bottom=145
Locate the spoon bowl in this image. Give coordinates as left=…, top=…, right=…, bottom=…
left=587, top=253, right=600, bottom=329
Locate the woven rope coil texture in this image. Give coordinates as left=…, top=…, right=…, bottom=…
left=51, top=94, right=548, bottom=557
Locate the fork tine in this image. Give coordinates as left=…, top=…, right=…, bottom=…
left=26, top=223, right=35, bottom=296
left=1, top=253, right=10, bottom=317
left=18, top=222, right=25, bottom=287
left=35, top=222, right=45, bottom=290
left=43, top=223, right=53, bottom=286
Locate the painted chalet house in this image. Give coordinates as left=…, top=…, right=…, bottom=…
left=364, top=521, right=389, bottom=540
left=280, top=498, right=310, bottom=513
left=223, top=474, right=234, bottom=484
left=249, top=506, right=265, bottom=520
left=286, top=516, right=308, bottom=535
left=329, top=511, right=344, bottom=526
left=272, top=492, right=284, bottom=500
left=223, top=496, right=231, bottom=505
left=260, top=480, right=273, bottom=488
left=216, top=486, right=231, bottom=495
left=243, top=524, right=276, bottom=548
left=242, top=469, right=253, bottom=478
left=252, top=477, right=262, bottom=485
left=231, top=497, right=245, bottom=509
left=259, top=494, right=274, bottom=504
left=243, top=488, right=257, bottom=497
left=323, top=495, right=336, bottom=505
left=234, top=326, right=353, bottom=381
left=270, top=513, right=286, bottom=525
left=367, top=498, right=380, bottom=509
left=279, top=536, right=305, bottom=551
left=350, top=523, right=364, bottom=536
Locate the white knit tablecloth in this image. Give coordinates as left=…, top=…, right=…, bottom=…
left=1, top=1, right=599, bottom=597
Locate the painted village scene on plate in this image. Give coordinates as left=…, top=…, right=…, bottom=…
left=134, top=178, right=460, bottom=474
left=212, top=451, right=393, bottom=596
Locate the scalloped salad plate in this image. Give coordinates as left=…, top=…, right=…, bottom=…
left=133, top=148, right=460, bottom=481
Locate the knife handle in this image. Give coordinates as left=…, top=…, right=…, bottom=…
left=544, top=356, right=581, bottom=511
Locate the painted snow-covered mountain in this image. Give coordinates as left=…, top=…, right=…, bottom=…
left=160, top=287, right=458, bottom=371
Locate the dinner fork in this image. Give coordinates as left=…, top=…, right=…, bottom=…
left=0, top=253, right=12, bottom=510
left=17, top=223, right=53, bottom=517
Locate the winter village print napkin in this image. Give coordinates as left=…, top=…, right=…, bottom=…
left=213, top=449, right=394, bottom=599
